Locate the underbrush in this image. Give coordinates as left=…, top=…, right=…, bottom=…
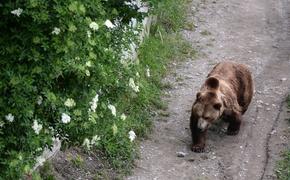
left=0, top=0, right=194, bottom=179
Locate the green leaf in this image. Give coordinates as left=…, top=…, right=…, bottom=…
left=68, top=23, right=77, bottom=32
left=68, top=1, right=78, bottom=12
left=79, top=4, right=86, bottom=14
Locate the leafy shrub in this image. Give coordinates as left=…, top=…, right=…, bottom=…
left=0, top=0, right=148, bottom=178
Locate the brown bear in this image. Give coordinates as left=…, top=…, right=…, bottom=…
left=190, top=61, right=253, bottom=152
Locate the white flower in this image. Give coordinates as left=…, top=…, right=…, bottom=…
left=61, top=113, right=71, bottom=123
left=90, top=93, right=99, bottom=112
left=108, top=104, right=116, bottom=117
left=138, top=6, right=149, bottom=13
left=36, top=156, right=46, bottom=166
left=52, top=27, right=60, bottom=35
left=120, top=113, right=127, bottom=121
left=11, top=8, right=23, bottom=17
left=136, top=0, right=142, bottom=8
left=91, top=135, right=100, bottom=145
left=32, top=120, right=42, bottom=135
left=129, top=130, right=136, bottom=142
left=37, top=96, right=43, bottom=105
left=83, top=135, right=100, bottom=150
left=133, top=30, right=139, bottom=35
left=124, top=1, right=132, bottom=6
left=87, top=30, right=92, bottom=38
left=136, top=72, right=140, bottom=78
left=5, top=113, right=14, bottom=122
left=129, top=78, right=139, bottom=92
left=129, top=18, right=137, bottom=28
left=64, top=98, right=76, bottom=107
left=104, top=20, right=115, bottom=28
left=89, top=22, right=99, bottom=31
left=146, top=68, right=151, bottom=77
left=125, top=0, right=142, bottom=8
left=86, top=61, right=92, bottom=67
left=82, top=138, right=91, bottom=150
left=85, top=70, right=90, bottom=76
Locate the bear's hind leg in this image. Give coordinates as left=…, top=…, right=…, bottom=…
left=227, top=111, right=242, bottom=135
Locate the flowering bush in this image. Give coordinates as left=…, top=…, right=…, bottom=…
left=0, top=0, right=150, bottom=178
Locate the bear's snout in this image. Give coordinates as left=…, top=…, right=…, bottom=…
left=197, top=118, right=209, bottom=131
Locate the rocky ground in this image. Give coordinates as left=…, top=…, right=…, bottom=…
left=127, top=0, right=290, bottom=179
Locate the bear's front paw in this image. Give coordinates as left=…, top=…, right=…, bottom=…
left=226, top=129, right=239, bottom=135
left=191, top=145, right=205, bottom=153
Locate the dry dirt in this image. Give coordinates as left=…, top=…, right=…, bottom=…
left=127, top=0, right=290, bottom=179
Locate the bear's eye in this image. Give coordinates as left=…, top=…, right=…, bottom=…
left=196, top=92, right=201, bottom=101
left=204, top=117, right=210, bottom=120
left=213, top=103, right=222, bottom=110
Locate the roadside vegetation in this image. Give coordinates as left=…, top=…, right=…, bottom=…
left=275, top=95, right=290, bottom=180
left=0, top=0, right=194, bottom=179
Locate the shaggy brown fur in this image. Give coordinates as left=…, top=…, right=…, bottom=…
left=190, top=61, right=253, bottom=152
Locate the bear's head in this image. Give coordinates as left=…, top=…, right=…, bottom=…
left=192, top=77, right=224, bottom=131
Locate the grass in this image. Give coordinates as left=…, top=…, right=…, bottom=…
left=68, top=154, right=84, bottom=168
left=200, top=30, right=211, bottom=36
left=95, top=0, right=195, bottom=176
left=106, top=1, right=195, bottom=173
left=276, top=151, right=290, bottom=179
left=275, top=95, right=290, bottom=179
left=150, top=0, right=189, bottom=32
left=38, top=162, right=55, bottom=180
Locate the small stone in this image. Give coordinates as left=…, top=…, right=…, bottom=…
left=257, top=105, right=263, bottom=108
left=188, top=158, right=195, bottom=162
left=266, top=108, right=271, bottom=111
left=256, top=91, right=262, bottom=94
left=281, top=78, right=287, bottom=81
left=176, top=152, right=187, bottom=157
left=270, top=130, right=277, bottom=135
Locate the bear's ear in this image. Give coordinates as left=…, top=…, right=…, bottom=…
left=205, top=77, right=219, bottom=89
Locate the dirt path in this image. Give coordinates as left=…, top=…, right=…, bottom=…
left=127, top=0, right=290, bottom=179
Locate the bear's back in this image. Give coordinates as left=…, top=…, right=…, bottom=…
left=208, top=61, right=253, bottom=114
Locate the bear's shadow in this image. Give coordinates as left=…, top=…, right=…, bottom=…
left=208, top=117, right=228, bottom=138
